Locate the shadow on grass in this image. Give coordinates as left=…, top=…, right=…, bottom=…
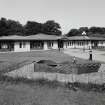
left=0, top=75, right=64, bottom=89
left=66, top=82, right=105, bottom=92
left=0, top=74, right=105, bottom=92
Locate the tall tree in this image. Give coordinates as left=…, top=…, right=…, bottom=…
left=89, top=27, right=105, bottom=34
left=24, top=20, right=62, bottom=36
left=0, top=18, right=8, bottom=36
left=43, top=20, right=62, bottom=36
left=66, top=27, right=105, bottom=37
left=0, top=17, right=24, bottom=36
left=6, top=19, right=24, bottom=35
left=78, top=27, right=89, bottom=34
left=24, top=21, right=42, bottom=35
left=66, top=29, right=80, bottom=37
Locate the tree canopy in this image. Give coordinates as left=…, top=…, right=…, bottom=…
left=0, top=17, right=62, bottom=36
left=0, top=18, right=23, bottom=36
left=66, top=27, right=105, bottom=37
left=42, top=20, right=61, bottom=35
left=1, top=17, right=105, bottom=38
left=24, top=21, right=42, bottom=35
left=24, top=20, right=61, bottom=36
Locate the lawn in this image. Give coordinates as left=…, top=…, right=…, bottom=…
left=0, top=50, right=104, bottom=105
left=0, top=50, right=91, bottom=73
left=0, top=81, right=105, bottom=105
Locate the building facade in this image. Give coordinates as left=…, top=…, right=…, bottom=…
left=0, top=34, right=60, bottom=52
left=0, top=34, right=105, bottom=52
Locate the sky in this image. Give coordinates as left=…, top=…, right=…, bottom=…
left=0, top=0, right=105, bottom=34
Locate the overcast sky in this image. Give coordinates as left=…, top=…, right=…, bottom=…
left=0, top=0, right=105, bottom=33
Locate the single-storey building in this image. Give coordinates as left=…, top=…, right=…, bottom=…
left=0, top=33, right=105, bottom=52
left=0, top=34, right=60, bottom=52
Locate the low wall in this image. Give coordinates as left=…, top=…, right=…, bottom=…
left=4, top=63, right=105, bottom=85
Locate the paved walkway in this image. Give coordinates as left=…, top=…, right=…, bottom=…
left=63, top=49, right=105, bottom=63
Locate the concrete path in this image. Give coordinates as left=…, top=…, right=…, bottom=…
left=63, top=49, right=105, bottom=63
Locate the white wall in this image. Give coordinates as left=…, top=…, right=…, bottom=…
left=52, top=41, right=58, bottom=49
left=63, top=42, right=68, bottom=49
left=14, top=41, right=30, bottom=52
left=43, top=41, right=48, bottom=50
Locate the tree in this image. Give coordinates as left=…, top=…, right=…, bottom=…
left=24, top=20, right=62, bottom=36
left=0, top=17, right=24, bottom=36
left=0, top=17, right=8, bottom=36
left=66, top=27, right=105, bottom=37
left=66, top=29, right=79, bottom=37
left=24, top=21, right=42, bottom=35
left=78, top=27, right=89, bottom=34
left=6, top=19, right=24, bottom=35
left=43, top=20, right=62, bottom=36
left=89, top=27, right=105, bottom=34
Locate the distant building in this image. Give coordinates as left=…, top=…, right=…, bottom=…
left=0, top=33, right=105, bottom=52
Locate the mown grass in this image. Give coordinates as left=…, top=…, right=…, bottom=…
left=0, top=50, right=93, bottom=74
left=1, top=75, right=105, bottom=92
left=0, top=50, right=103, bottom=105
left=0, top=75, right=105, bottom=105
